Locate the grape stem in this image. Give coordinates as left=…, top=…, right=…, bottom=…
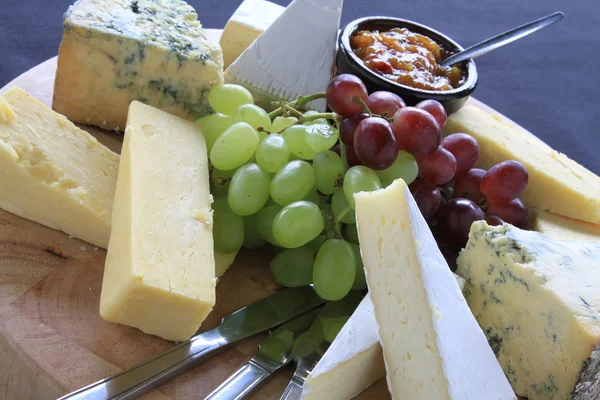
left=355, top=97, right=373, bottom=117
left=332, top=205, right=352, bottom=238
left=268, top=92, right=327, bottom=119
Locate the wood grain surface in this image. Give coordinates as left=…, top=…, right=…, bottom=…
left=0, top=29, right=525, bottom=400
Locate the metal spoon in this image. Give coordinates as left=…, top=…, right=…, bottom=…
left=440, top=11, right=564, bottom=68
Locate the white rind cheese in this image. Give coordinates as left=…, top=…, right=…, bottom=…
left=220, top=0, right=284, bottom=68
left=302, top=275, right=466, bottom=400
left=100, top=101, right=215, bottom=341
left=457, top=222, right=600, bottom=400
left=355, top=180, right=516, bottom=400
left=224, top=0, right=342, bottom=111
left=0, top=87, right=118, bottom=248
left=54, top=0, right=224, bottom=131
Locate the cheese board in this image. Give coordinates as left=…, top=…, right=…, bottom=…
left=1, top=0, right=599, bottom=399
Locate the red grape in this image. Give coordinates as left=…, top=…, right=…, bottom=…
left=454, top=168, right=486, bottom=201
left=331, top=143, right=341, bottom=156
left=487, top=198, right=528, bottom=228
left=415, top=146, right=457, bottom=185
left=409, top=180, right=442, bottom=221
left=480, top=160, right=529, bottom=202
left=354, top=117, right=399, bottom=170
left=366, top=91, right=405, bottom=117
left=437, top=240, right=460, bottom=271
left=416, top=99, right=447, bottom=130
left=436, top=198, right=485, bottom=245
left=391, top=107, right=441, bottom=156
left=486, top=215, right=505, bottom=226
left=440, top=133, right=480, bottom=175
left=340, top=113, right=368, bottom=146
left=345, top=145, right=362, bottom=167
left=326, top=74, right=369, bottom=117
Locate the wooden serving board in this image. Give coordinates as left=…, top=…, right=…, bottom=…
left=0, top=29, right=530, bottom=400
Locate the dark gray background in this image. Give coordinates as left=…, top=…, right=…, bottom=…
left=2, top=0, right=598, bottom=173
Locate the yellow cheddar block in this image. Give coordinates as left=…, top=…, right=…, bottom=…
left=0, top=87, right=118, bottom=248
left=531, top=209, right=600, bottom=242
left=100, top=101, right=215, bottom=341
left=445, top=105, right=600, bottom=224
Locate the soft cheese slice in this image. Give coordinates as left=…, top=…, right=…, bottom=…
left=0, top=87, right=118, bottom=248
left=354, top=180, right=516, bottom=400
left=224, top=0, right=342, bottom=111
left=302, top=271, right=467, bottom=400
left=531, top=209, right=600, bottom=242
left=54, top=0, right=224, bottom=131
left=445, top=105, right=600, bottom=223
left=457, top=222, right=600, bottom=400
left=220, top=0, right=284, bottom=68
left=100, top=101, right=215, bottom=341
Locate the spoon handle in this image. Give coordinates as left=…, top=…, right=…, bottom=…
left=439, top=11, right=564, bottom=68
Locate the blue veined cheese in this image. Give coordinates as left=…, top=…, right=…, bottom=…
left=457, top=221, right=600, bottom=400
left=54, top=0, right=224, bottom=131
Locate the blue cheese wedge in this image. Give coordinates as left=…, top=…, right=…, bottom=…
left=457, top=222, right=600, bottom=400
left=224, top=0, right=342, bottom=111
left=354, top=180, right=516, bottom=400
left=54, top=0, right=224, bottom=131
left=220, top=0, right=284, bottom=68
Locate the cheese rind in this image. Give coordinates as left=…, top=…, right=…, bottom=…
left=445, top=105, right=600, bottom=223
left=0, top=87, right=118, bottom=248
left=219, top=0, right=284, bottom=68
left=531, top=209, right=600, bottom=242
left=54, top=0, right=224, bottom=131
left=224, top=0, right=342, bottom=111
left=100, top=101, right=215, bottom=341
left=355, top=180, right=516, bottom=400
left=457, top=221, right=600, bottom=400
left=302, top=275, right=467, bottom=400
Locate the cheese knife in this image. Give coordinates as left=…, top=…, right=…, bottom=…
left=279, top=341, right=330, bottom=400
left=58, top=286, right=324, bottom=400
left=204, top=309, right=320, bottom=400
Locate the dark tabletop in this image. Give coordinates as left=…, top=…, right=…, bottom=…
left=1, top=0, right=598, bottom=173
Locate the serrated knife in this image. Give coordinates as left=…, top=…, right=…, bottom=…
left=205, top=309, right=320, bottom=400
left=279, top=341, right=330, bottom=400
left=58, top=286, right=324, bottom=400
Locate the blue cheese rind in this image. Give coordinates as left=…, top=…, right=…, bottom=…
left=457, top=221, right=600, bottom=400
left=54, top=0, right=224, bottom=131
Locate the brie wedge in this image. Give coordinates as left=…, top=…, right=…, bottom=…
left=224, top=0, right=342, bottom=111
left=355, top=179, right=516, bottom=400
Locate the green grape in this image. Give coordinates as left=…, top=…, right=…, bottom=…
left=304, top=117, right=328, bottom=126
left=211, top=168, right=235, bottom=192
left=323, top=315, right=350, bottom=343
left=343, top=223, right=360, bottom=245
left=273, top=201, right=324, bottom=248
left=376, top=150, right=419, bottom=187
left=303, top=110, right=319, bottom=117
left=270, top=246, right=315, bottom=287
left=331, top=190, right=356, bottom=224
left=343, top=166, right=382, bottom=209
left=270, top=161, right=315, bottom=206
left=212, top=197, right=244, bottom=253
left=350, top=243, right=367, bottom=290
left=243, top=212, right=266, bottom=249
left=313, top=239, right=356, bottom=301
left=305, top=123, right=339, bottom=153
left=306, top=234, right=327, bottom=254
left=210, top=122, right=259, bottom=171
left=231, top=104, right=272, bottom=136
left=272, top=116, right=298, bottom=132
left=313, top=151, right=345, bottom=195
left=303, top=188, right=322, bottom=207
left=255, top=134, right=290, bottom=173
left=321, top=203, right=335, bottom=238
left=210, top=182, right=228, bottom=199
left=318, top=291, right=362, bottom=341
left=208, top=84, right=254, bottom=115
left=257, top=204, right=282, bottom=245
left=292, top=318, right=325, bottom=358
left=228, top=163, right=270, bottom=216
left=282, top=125, right=318, bottom=160
left=195, top=113, right=232, bottom=151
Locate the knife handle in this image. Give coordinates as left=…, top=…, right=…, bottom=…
left=205, top=354, right=283, bottom=400
left=58, top=328, right=228, bottom=400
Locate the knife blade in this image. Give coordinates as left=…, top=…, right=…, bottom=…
left=205, top=308, right=321, bottom=400
left=279, top=341, right=330, bottom=400
left=58, top=286, right=324, bottom=400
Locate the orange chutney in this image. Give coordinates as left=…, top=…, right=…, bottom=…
left=350, top=27, right=466, bottom=91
